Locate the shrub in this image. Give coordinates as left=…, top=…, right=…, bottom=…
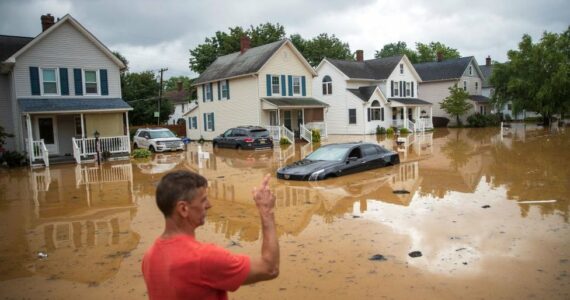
left=386, top=127, right=394, bottom=135
left=467, top=114, right=486, bottom=127
left=0, top=151, right=28, bottom=168
left=400, top=128, right=410, bottom=134
left=311, top=129, right=321, bottom=144
left=504, top=114, right=513, bottom=122
left=376, top=126, right=386, bottom=135
left=485, top=114, right=501, bottom=126
left=132, top=148, right=152, bottom=159
left=432, top=117, right=450, bottom=128
left=279, top=137, right=291, bottom=145
left=198, top=136, right=205, bottom=144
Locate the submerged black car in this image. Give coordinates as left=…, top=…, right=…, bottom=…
left=276, top=142, right=400, bottom=181
left=213, top=126, right=273, bottom=150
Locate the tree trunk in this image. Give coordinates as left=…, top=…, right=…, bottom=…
left=456, top=115, right=461, bottom=127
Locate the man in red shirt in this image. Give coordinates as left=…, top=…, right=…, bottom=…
left=142, top=171, right=279, bottom=299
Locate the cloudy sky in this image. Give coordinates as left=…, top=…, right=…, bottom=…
left=1, top=0, right=568, bottom=78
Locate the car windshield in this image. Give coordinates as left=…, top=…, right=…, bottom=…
left=149, top=130, right=176, bottom=139
left=250, top=130, right=269, bottom=137
left=305, top=146, right=349, bottom=161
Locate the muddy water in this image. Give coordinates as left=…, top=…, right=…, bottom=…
left=0, top=125, right=568, bottom=299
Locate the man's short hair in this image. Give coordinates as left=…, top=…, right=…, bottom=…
left=156, top=170, right=208, bottom=217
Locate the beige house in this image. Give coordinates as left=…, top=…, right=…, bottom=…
left=0, top=14, right=132, bottom=167
left=414, top=56, right=490, bottom=126
left=186, top=38, right=327, bottom=143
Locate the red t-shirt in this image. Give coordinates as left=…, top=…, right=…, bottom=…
left=142, top=234, right=251, bottom=300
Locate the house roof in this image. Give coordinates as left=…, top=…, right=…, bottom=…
left=414, top=57, right=476, bottom=82
left=163, top=89, right=191, bottom=104
left=0, top=35, right=34, bottom=61
left=194, top=39, right=314, bottom=85
left=18, top=98, right=132, bottom=113
left=479, top=64, right=494, bottom=88
left=468, top=95, right=490, bottom=103
left=261, top=97, right=329, bottom=108
left=388, top=98, right=432, bottom=105
left=326, top=55, right=403, bottom=80
left=347, top=86, right=377, bottom=102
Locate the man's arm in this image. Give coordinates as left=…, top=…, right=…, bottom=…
left=243, top=174, right=279, bottom=284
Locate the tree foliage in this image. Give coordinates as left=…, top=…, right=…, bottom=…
left=129, top=98, right=174, bottom=126
left=440, top=85, right=473, bottom=126
left=375, top=41, right=460, bottom=63
left=164, top=76, right=197, bottom=100
left=296, top=33, right=352, bottom=67
left=490, top=27, right=570, bottom=123
left=122, top=71, right=160, bottom=102
left=112, top=51, right=129, bottom=73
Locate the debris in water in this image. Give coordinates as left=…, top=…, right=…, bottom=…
left=217, top=176, right=225, bottom=179
left=463, top=262, right=468, bottom=265
left=37, top=251, right=48, bottom=260
left=481, top=205, right=491, bottom=209
left=408, top=251, right=422, bottom=258
left=352, top=215, right=361, bottom=218
left=393, top=190, right=410, bottom=194
left=369, top=254, right=387, bottom=261
left=456, top=248, right=466, bottom=252
left=516, top=200, right=556, bottom=204
left=227, top=240, right=242, bottom=248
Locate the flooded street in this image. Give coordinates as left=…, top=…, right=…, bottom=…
left=0, top=125, right=569, bottom=299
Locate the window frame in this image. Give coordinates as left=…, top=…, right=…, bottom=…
left=292, top=76, right=302, bottom=95
left=271, top=75, right=280, bottom=95
left=74, top=116, right=82, bottom=137
left=206, top=113, right=215, bottom=131
left=475, top=81, right=479, bottom=92
left=370, top=100, right=382, bottom=121
left=40, top=67, right=59, bottom=95
left=348, top=108, right=357, bottom=125
left=221, top=80, right=228, bottom=99
left=469, top=66, right=473, bottom=75
left=406, top=82, right=411, bottom=97
left=400, top=63, right=404, bottom=74
left=205, top=84, right=212, bottom=101
left=463, top=81, right=467, bottom=91
left=83, top=69, right=100, bottom=95
left=394, top=81, right=399, bottom=96
left=322, top=75, right=332, bottom=95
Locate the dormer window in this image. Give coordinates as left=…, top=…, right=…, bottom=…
left=400, top=64, right=404, bottom=74
left=41, top=68, right=58, bottom=95
left=322, top=75, right=332, bottom=95
left=469, top=66, right=473, bottom=76
left=84, top=70, right=99, bottom=94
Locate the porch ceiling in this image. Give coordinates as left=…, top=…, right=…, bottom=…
left=18, top=98, right=133, bottom=114
left=469, top=95, right=490, bottom=103
left=261, top=97, right=329, bottom=109
left=388, top=98, right=432, bottom=106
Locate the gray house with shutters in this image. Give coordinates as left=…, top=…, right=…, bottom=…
left=0, top=14, right=132, bottom=166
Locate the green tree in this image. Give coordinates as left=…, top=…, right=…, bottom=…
left=122, top=71, right=160, bottom=102
left=129, top=98, right=174, bottom=126
left=415, top=42, right=460, bottom=63
left=301, top=33, right=352, bottom=67
left=374, top=41, right=418, bottom=63
left=490, top=27, right=570, bottom=124
left=112, top=51, right=129, bottom=73
left=164, top=76, right=197, bottom=101
left=440, top=85, right=473, bottom=126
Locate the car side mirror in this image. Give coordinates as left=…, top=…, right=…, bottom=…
left=348, top=156, right=358, bottom=162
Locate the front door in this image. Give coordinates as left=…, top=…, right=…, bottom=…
left=284, top=111, right=292, bottom=130
left=34, top=116, right=58, bottom=154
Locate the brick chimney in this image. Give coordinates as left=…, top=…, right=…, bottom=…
left=355, top=50, right=364, bottom=62
left=486, top=55, right=491, bottom=66
left=41, top=14, right=55, bottom=32
left=436, top=51, right=444, bottom=62
left=177, top=81, right=183, bottom=92
left=240, top=36, right=251, bottom=54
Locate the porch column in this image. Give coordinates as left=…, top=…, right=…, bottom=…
left=277, top=109, right=280, bottom=125
left=302, top=108, right=305, bottom=125
left=430, top=106, right=433, bottom=127
left=125, top=111, right=131, bottom=153
left=26, top=114, right=33, bottom=164
left=403, top=106, right=408, bottom=130
left=80, top=113, right=86, bottom=158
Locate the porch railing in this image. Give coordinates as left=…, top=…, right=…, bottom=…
left=74, top=135, right=130, bottom=156
left=71, top=137, right=81, bottom=164
left=265, top=126, right=281, bottom=141
left=299, top=124, right=312, bottom=143
left=408, top=120, right=416, bottom=132
left=305, top=122, right=327, bottom=138
left=418, top=118, right=433, bottom=130
left=26, top=139, right=49, bottom=167
left=281, top=126, right=294, bottom=145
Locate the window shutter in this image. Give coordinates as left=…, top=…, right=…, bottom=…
left=217, top=81, right=221, bottom=100
left=367, top=108, right=371, bottom=122
left=390, top=81, right=394, bottom=97
left=203, top=113, right=207, bottom=130
left=288, top=75, right=293, bottom=96
left=100, top=69, right=108, bottom=95
left=188, top=117, right=192, bottom=129
left=226, top=80, right=230, bottom=99
left=29, top=67, right=40, bottom=95
left=211, top=113, right=215, bottom=131
left=400, top=81, right=403, bottom=97
left=202, top=85, right=206, bottom=102
left=209, top=83, right=213, bottom=101
left=59, top=68, right=69, bottom=95
left=266, top=74, right=272, bottom=96
left=381, top=107, right=384, bottom=121
left=281, top=75, right=286, bottom=96
left=301, top=76, right=306, bottom=96
left=411, top=82, right=414, bottom=98
left=74, top=68, right=83, bottom=95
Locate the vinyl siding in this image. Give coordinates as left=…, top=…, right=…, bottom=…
left=386, top=59, right=421, bottom=98
left=416, top=81, right=455, bottom=120
left=0, top=74, right=15, bottom=150
left=13, top=22, right=121, bottom=98
left=259, top=44, right=313, bottom=98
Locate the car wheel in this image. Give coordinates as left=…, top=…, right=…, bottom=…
left=213, top=142, right=219, bottom=149
left=149, top=145, right=156, bottom=152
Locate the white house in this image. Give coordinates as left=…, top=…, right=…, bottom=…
left=0, top=14, right=132, bottom=166
left=313, top=51, right=433, bottom=135
left=186, top=37, right=327, bottom=143
left=414, top=56, right=489, bottom=126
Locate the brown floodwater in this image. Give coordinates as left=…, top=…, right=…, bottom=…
left=0, top=124, right=569, bottom=299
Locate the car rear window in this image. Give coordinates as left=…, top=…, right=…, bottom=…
left=250, top=130, right=269, bottom=137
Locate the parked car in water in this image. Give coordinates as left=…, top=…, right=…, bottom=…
left=213, top=126, right=273, bottom=150
left=276, top=142, right=400, bottom=181
left=133, top=128, right=184, bottom=152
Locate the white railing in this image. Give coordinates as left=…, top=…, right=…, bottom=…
left=418, top=118, right=432, bottom=131
left=76, top=164, right=133, bottom=185
left=305, top=122, right=327, bottom=138
left=408, top=120, right=416, bottom=132
left=300, top=124, right=312, bottom=143
left=74, top=135, right=130, bottom=156
left=265, top=125, right=281, bottom=141
left=281, top=126, right=294, bottom=145
left=71, top=137, right=81, bottom=164
left=26, top=139, right=49, bottom=167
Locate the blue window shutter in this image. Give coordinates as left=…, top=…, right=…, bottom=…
left=400, top=81, right=403, bottom=97
left=29, top=67, right=40, bottom=95
left=281, top=75, right=286, bottom=96
left=217, top=81, right=221, bottom=100
left=209, top=83, right=213, bottom=101
left=390, top=81, right=394, bottom=97
left=288, top=75, right=293, bottom=96
left=226, top=80, right=230, bottom=99
left=301, top=76, right=306, bottom=96
left=74, top=68, right=83, bottom=95
left=381, top=107, right=384, bottom=121
left=367, top=108, right=371, bottom=122
left=59, top=68, right=69, bottom=95
left=100, top=69, right=108, bottom=95
left=211, top=113, right=215, bottom=131
left=203, top=113, right=207, bottom=130
left=266, top=74, right=272, bottom=96
left=202, top=85, right=206, bottom=102
left=411, top=82, right=414, bottom=98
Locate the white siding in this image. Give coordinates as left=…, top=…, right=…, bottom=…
left=416, top=80, right=455, bottom=120
left=385, top=58, right=420, bottom=98
left=13, top=22, right=121, bottom=98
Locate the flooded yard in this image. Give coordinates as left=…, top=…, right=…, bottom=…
left=0, top=125, right=569, bottom=299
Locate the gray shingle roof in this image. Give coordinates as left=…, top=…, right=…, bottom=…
left=347, top=86, right=377, bottom=101
left=389, top=98, right=432, bottom=105
left=413, top=57, right=474, bottom=82
left=262, top=97, right=329, bottom=107
left=194, top=40, right=287, bottom=84
left=479, top=64, right=494, bottom=88
left=0, top=35, right=34, bottom=61
left=327, top=55, right=402, bottom=80
left=18, top=98, right=132, bottom=113
left=468, top=95, right=490, bottom=103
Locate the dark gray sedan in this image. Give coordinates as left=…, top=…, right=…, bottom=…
left=276, top=142, right=400, bottom=181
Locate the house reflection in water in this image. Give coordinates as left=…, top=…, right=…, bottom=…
left=24, top=163, right=140, bottom=284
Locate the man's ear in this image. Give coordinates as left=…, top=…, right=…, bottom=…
left=174, top=200, right=189, bottom=217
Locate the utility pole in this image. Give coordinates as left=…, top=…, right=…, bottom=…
left=158, top=68, right=168, bottom=125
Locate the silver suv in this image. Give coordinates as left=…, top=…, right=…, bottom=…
left=133, top=128, right=184, bottom=152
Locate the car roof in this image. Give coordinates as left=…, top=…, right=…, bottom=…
left=235, top=126, right=267, bottom=130
left=322, top=142, right=378, bottom=148
left=136, top=128, right=171, bottom=131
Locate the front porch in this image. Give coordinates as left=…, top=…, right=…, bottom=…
left=388, top=98, right=434, bottom=132
left=261, top=97, right=329, bottom=144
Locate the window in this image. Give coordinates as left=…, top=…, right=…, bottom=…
left=221, top=80, right=228, bottom=99
left=84, top=70, right=98, bottom=94
left=394, top=81, right=399, bottom=96
left=463, top=81, right=467, bottom=91
left=188, top=117, right=198, bottom=129
left=469, top=66, right=473, bottom=75
left=269, top=111, right=278, bottom=125
left=480, top=106, right=486, bottom=115
left=41, top=68, right=58, bottom=95
left=322, top=75, right=332, bottom=95
left=370, top=100, right=382, bottom=121
left=362, top=144, right=379, bottom=157
left=406, top=82, right=411, bottom=96
left=348, top=109, right=356, bottom=124
left=400, top=64, right=404, bottom=74
left=205, top=84, right=212, bottom=101
left=271, top=75, right=280, bottom=94
left=475, top=82, right=479, bottom=92
left=507, top=103, right=512, bottom=111
left=74, top=116, right=82, bottom=136
left=292, top=76, right=301, bottom=95
left=206, top=113, right=215, bottom=131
